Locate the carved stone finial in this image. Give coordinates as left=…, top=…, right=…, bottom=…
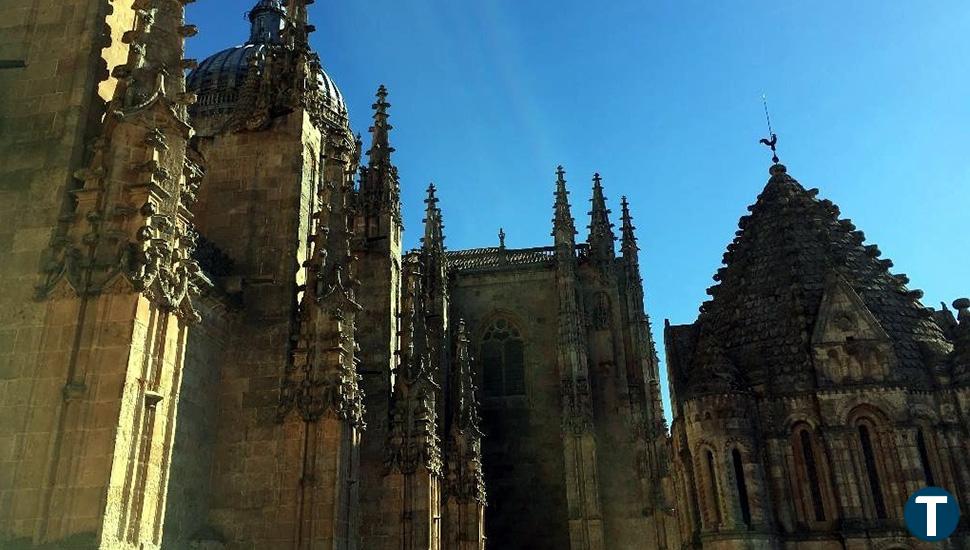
left=366, top=84, right=394, bottom=166
left=620, top=195, right=639, bottom=259
left=587, top=172, right=615, bottom=263
left=421, top=182, right=444, bottom=255
left=552, top=165, right=577, bottom=241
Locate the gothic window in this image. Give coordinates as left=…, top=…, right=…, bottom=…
left=857, top=423, right=887, bottom=519
left=916, top=428, right=936, bottom=486
left=480, top=319, right=525, bottom=397
left=797, top=429, right=827, bottom=522
left=592, top=292, right=611, bottom=330
left=731, top=448, right=752, bottom=527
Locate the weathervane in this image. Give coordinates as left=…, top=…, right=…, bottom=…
left=759, top=94, right=780, bottom=164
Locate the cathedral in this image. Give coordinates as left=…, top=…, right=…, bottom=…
left=0, top=1, right=967, bottom=550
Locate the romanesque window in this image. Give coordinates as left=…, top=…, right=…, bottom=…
left=916, top=428, right=936, bottom=487
left=731, top=448, right=752, bottom=527
left=591, top=292, right=611, bottom=330
left=857, top=423, right=887, bottom=519
left=480, top=319, right=525, bottom=397
left=796, top=428, right=827, bottom=522
left=700, top=448, right=722, bottom=529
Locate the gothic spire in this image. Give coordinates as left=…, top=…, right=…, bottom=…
left=422, top=183, right=444, bottom=255
left=620, top=196, right=639, bottom=264
left=587, top=173, right=616, bottom=263
left=367, top=85, right=395, bottom=168
left=359, top=84, right=401, bottom=224
left=552, top=165, right=577, bottom=248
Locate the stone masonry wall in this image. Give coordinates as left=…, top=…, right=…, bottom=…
left=162, top=295, right=232, bottom=549
left=189, top=110, right=323, bottom=547
left=449, top=265, right=570, bottom=550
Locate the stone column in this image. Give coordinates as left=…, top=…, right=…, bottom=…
left=765, top=437, right=796, bottom=533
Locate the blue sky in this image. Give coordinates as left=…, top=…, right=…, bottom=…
left=186, top=1, right=970, bottom=419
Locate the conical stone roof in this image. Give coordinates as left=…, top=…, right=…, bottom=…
left=690, top=163, right=950, bottom=394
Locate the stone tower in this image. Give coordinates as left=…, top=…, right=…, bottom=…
left=353, top=84, right=405, bottom=550
left=666, top=161, right=970, bottom=549
left=163, top=0, right=363, bottom=547
left=0, top=0, right=202, bottom=547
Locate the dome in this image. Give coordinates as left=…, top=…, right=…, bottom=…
left=186, top=0, right=346, bottom=123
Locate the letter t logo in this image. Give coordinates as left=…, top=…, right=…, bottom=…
left=915, top=495, right=948, bottom=536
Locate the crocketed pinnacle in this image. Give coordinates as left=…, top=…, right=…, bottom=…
left=359, top=85, right=400, bottom=220
left=422, top=183, right=444, bottom=255
left=367, top=85, right=394, bottom=168
left=619, top=196, right=639, bottom=262
left=552, top=165, right=577, bottom=243
left=397, top=262, right=431, bottom=385
left=587, top=173, right=616, bottom=262
left=450, top=320, right=481, bottom=433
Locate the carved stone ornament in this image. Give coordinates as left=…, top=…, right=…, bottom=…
left=561, top=376, right=595, bottom=435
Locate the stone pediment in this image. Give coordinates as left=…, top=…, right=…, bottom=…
left=811, top=274, right=896, bottom=385
left=812, top=274, right=890, bottom=345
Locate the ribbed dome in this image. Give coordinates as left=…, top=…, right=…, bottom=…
left=186, top=0, right=346, bottom=121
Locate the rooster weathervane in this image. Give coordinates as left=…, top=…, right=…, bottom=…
left=760, top=94, right=780, bottom=164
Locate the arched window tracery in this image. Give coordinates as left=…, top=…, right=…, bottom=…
left=480, top=318, right=525, bottom=397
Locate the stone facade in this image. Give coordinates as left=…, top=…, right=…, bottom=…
left=0, top=2, right=966, bottom=550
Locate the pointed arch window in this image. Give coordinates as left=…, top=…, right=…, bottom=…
left=480, top=319, right=525, bottom=396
